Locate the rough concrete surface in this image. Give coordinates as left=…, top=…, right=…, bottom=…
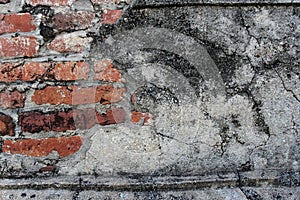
left=60, top=2, right=300, bottom=177
left=0, top=0, right=299, bottom=199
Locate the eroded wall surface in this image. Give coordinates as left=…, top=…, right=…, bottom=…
left=0, top=0, right=299, bottom=199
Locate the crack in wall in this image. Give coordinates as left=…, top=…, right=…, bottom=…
left=0, top=169, right=299, bottom=190
left=274, top=68, right=300, bottom=103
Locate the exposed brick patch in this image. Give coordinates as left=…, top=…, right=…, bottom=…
left=0, top=62, right=89, bottom=82
left=50, top=11, right=95, bottom=32
left=19, top=107, right=126, bottom=133
left=131, top=93, right=136, bottom=104
left=39, top=165, right=57, bottom=172
left=48, top=33, right=92, bottom=53
left=51, top=62, right=90, bottom=81
left=19, top=109, right=75, bottom=133
left=0, top=90, right=26, bottom=109
left=22, top=62, right=50, bottom=81
left=32, top=85, right=125, bottom=105
left=102, top=10, right=123, bottom=24
left=0, top=36, right=38, bottom=58
left=0, top=113, right=15, bottom=136
left=0, top=0, right=10, bottom=4
left=0, top=62, right=49, bottom=82
left=0, top=62, right=22, bottom=82
left=2, top=136, right=83, bottom=157
left=26, top=0, right=75, bottom=6
left=73, top=108, right=99, bottom=130
left=131, top=111, right=153, bottom=125
left=0, top=13, right=36, bottom=35
left=94, top=59, right=122, bottom=82
left=97, top=107, right=126, bottom=125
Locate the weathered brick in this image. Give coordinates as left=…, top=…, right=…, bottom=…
left=131, top=111, right=153, bottom=125
left=0, top=62, right=22, bottom=82
left=22, top=62, right=50, bottom=81
left=97, top=107, right=126, bottom=125
left=0, top=13, right=36, bottom=35
left=51, top=61, right=90, bottom=81
left=0, top=62, right=89, bottom=82
left=0, top=0, right=10, bottom=4
left=39, top=165, right=57, bottom=172
left=0, top=36, right=38, bottom=58
left=72, top=108, right=99, bottom=130
left=94, top=59, right=122, bottom=82
left=26, top=0, right=75, bottom=6
left=32, top=85, right=125, bottom=105
left=0, top=113, right=15, bottom=136
left=19, top=108, right=125, bottom=133
left=48, top=33, right=92, bottom=53
left=131, top=93, right=136, bottom=104
left=0, top=90, right=26, bottom=109
left=102, top=10, right=123, bottom=24
left=50, top=11, right=95, bottom=31
left=0, top=62, right=49, bottom=82
left=2, top=136, right=83, bottom=157
left=19, top=109, right=75, bottom=133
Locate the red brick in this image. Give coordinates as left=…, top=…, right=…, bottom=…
left=32, top=85, right=125, bottom=105
left=131, top=111, right=153, bottom=125
left=51, top=11, right=95, bottom=32
left=39, top=165, right=57, bottom=172
left=0, top=62, right=51, bottom=82
left=51, top=61, right=90, bottom=81
left=0, top=0, right=10, bottom=4
left=94, top=59, right=122, bottom=82
left=0, top=62, right=89, bottom=82
left=97, top=107, right=126, bottom=125
left=72, top=108, right=99, bottom=130
left=19, top=110, right=74, bottom=133
left=102, top=10, right=123, bottom=24
left=22, top=62, right=50, bottom=81
left=0, top=121, right=6, bottom=134
left=0, top=113, right=15, bottom=136
left=19, top=107, right=125, bottom=133
left=26, top=0, right=75, bottom=6
left=0, top=13, right=36, bottom=35
left=0, top=90, right=25, bottom=109
left=115, top=0, right=130, bottom=3
left=2, top=136, right=83, bottom=157
left=131, top=93, right=136, bottom=104
left=0, top=62, right=22, bottom=82
left=0, top=36, right=38, bottom=58
left=48, top=33, right=92, bottom=53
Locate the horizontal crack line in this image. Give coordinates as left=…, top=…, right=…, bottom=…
left=0, top=170, right=298, bottom=191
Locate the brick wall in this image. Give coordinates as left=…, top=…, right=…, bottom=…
left=0, top=0, right=148, bottom=159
